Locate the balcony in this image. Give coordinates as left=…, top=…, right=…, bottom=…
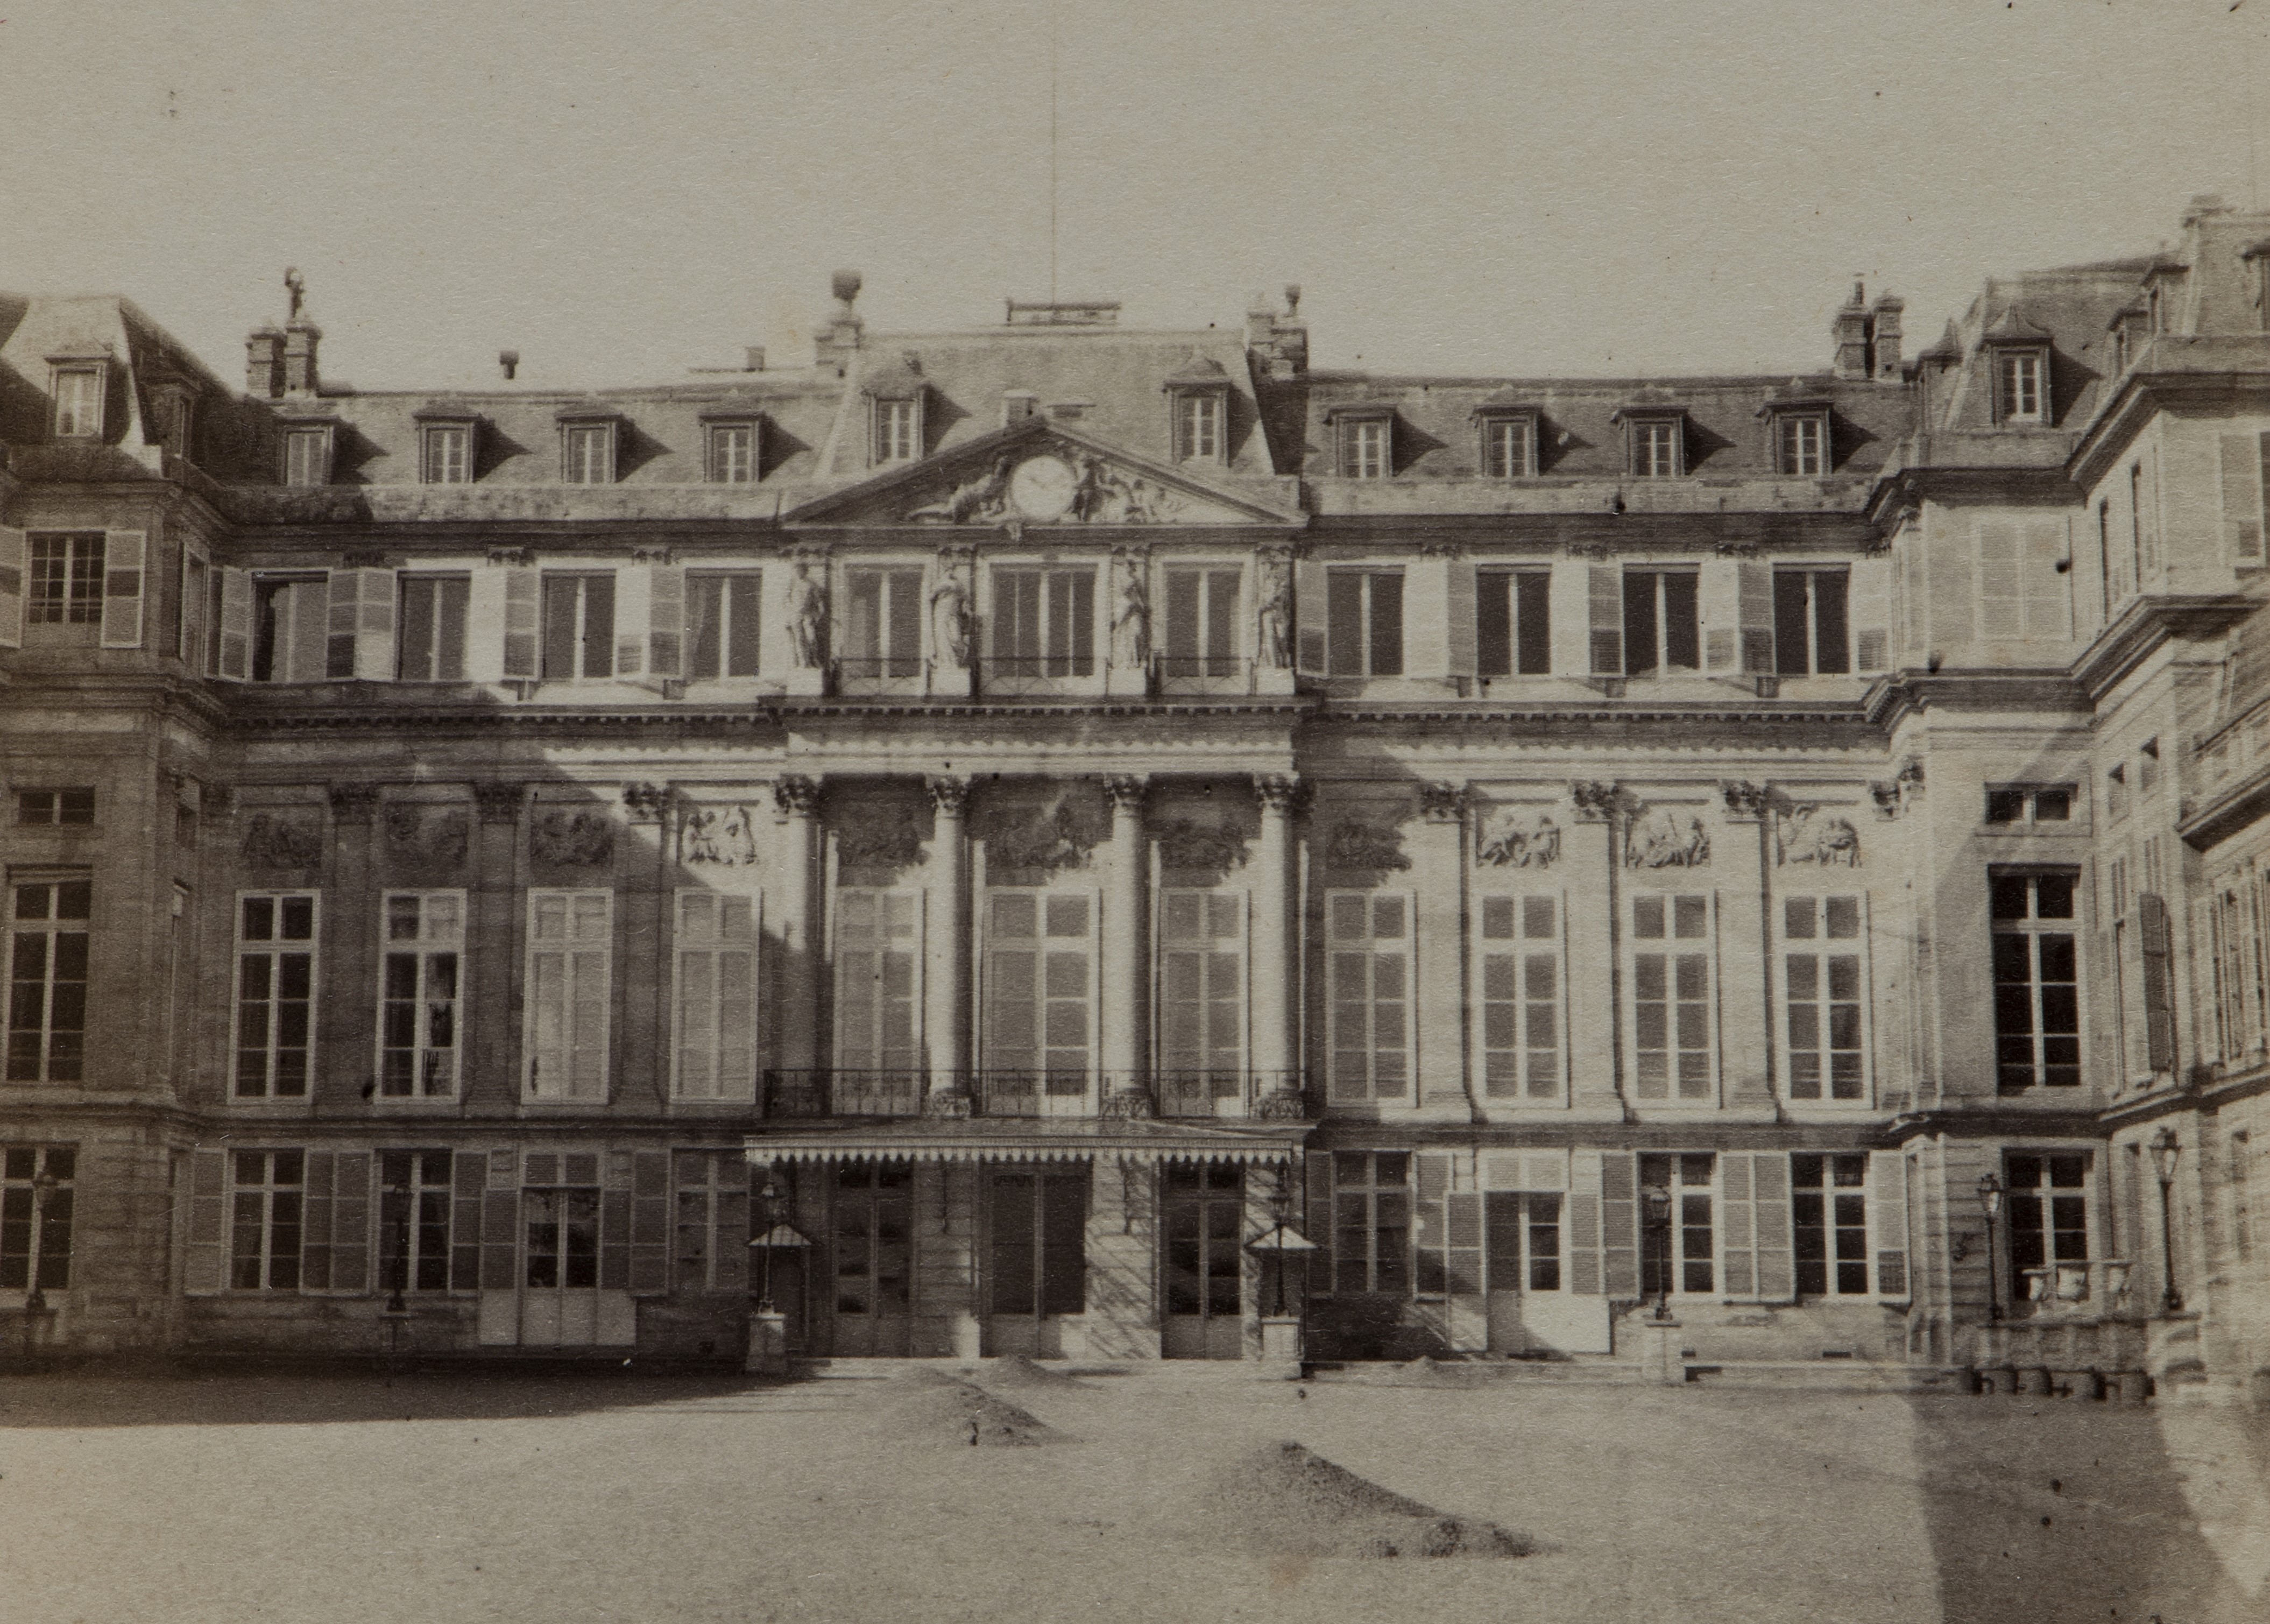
left=759, top=1069, right=1306, bottom=1120
left=832, top=654, right=925, bottom=697
left=976, top=655, right=1104, bottom=698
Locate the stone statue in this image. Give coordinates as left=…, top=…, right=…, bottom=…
left=929, top=555, right=972, bottom=669
left=1256, top=552, right=1292, bottom=669
left=1111, top=554, right=1150, bottom=669
left=786, top=557, right=828, bottom=669
left=909, top=456, right=1012, bottom=525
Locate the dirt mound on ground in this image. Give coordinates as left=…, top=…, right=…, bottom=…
left=881, top=1366, right=968, bottom=1392
left=1387, top=1355, right=1494, bottom=1388
left=874, top=1376, right=1061, bottom=1446
left=1202, top=1441, right=1530, bottom=1559
left=973, top=1355, right=1083, bottom=1390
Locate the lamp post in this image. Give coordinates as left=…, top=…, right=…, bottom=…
left=2151, top=1128, right=2183, bottom=1314
left=23, top=1168, right=60, bottom=1317
left=1976, top=1171, right=2004, bottom=1323
left=754, top=1177, right=780, bottom=1312
left=384, top=1169, right=412, bottom=1317
left=1642, top=1183, right=1673, bottom=1321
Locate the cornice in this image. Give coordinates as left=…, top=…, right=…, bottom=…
left=1862, top=461, right=2080, bottom=529
left=1886, top=1103, right=2111, bottom=1141
left=1863, top=669, right=2092, bottom=729
left=2068, top=591, right=2252, bottom=702
left=2069, top=340, right=2270, bottom=490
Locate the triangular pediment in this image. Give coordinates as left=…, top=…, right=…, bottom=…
left=785, top=419, right=1300, bottom=529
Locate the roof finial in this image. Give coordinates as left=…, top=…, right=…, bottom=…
left=284, top=267, right=306, bottom=322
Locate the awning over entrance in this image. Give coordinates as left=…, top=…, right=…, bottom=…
left=744, top=1117, right=1313, bottom=1166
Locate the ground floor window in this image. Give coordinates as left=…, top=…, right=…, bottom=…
left=834, top=1160, right=913, bottom=1318
left=988, top=1167, right=1086, bottom=1317
left=2006, top=1151, right=2089, bottom=1295
left=230, top=1148, right=304, bottom=1290
left=1327, top=1151, right=1411, bottom=1295
left=1, top=1145, right=74, bottom=1291
left=1480, top=1191, right=1561, bottom=1292
left=1792, top=1152, right=1869, bottom=1295
left=377, top=1148, right=453, bottom=1293
left=524, top=1160, right=600, bottom=1290
left=1639, top=1152, right=1715, bottom=1296
left=1162, top=1161, right=1242, bottom=1319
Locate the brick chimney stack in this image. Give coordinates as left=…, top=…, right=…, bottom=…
left=1244, top=285, right=1308, bottom=379
left=245, top=324, right=284, bottom=399
left=1870, top=293, right=1904, bottom=380
left=1831, top=281, right=1871, bottom=379
left=282, top=318, right=321, bottom=397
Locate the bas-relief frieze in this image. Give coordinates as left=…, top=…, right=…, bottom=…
left=383, top=804, right=470, bottom=865
left=681, top=805, right=759, bottom=867
left=978, top=787, right=1106, bottom=873
left=241, top=810, right=323, bottom=869
left=529, top=808, right=614, bottom=866
left=1152, top=817, right=1247, bottom=871
left=1476, top=808, right=1561, bottom=869
left=1322, top=817, right=1411, bottom=873
left=1625, top=804, right=1710, bottom=869
left=1778, top=805, right=1862, bottom=867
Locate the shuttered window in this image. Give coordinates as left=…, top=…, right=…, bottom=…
left=1412, top=1151, right=1482, bottom=1299
left=1477, top=893, right=1561, bottom=1100
left=541, top=573, right=616, bottom=680
left=1475, top=569, right=1550, bottom=676
left=1327, top=891, right=1413, bottom=1102
left=526, top=890, right=611, bottom=1100
left=7, top=878, right=91, bottom=1083
left=671, top=1149, right=749, bottom=1293
left=833, top=889, right=920, bottom=1107
left=1991, top=870, right=2082, bottom=1091
left=687, top=571, right=761, bottom=679
left=1158, top=890, right=1245, bottom=1112
left=1717, top=1152, right=1793, bottom=1301
left=377, top=1149, right=455, bottom=1294
left=229, top=1149, right=305, bottom=1290
left=397, top=574, right=470, bottom=681
left=1325, top=569, right=1403, bottom=676
left=1630, top=893, right=1714, bottom=1101
left=992, top=568, right=1096, bottom=678
left=1328, top=1150, right=1410, bottom=1294
left=234, top=892, right=316, bottom=1098
left=984, top=892, right=1094, bottom=1095
left=1781, top=894, right=1866, bottom=1102
left=1163, top=568, right=1241, bottom=678
left=843, top=567, right=923, bottom=679
left=378, top=891, right=463, bottom=1099
left=1976, top=521, right=2070, bottom=641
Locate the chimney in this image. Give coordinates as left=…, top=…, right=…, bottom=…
left=743, top=346, right=765, bottom=372
left=245, top=324, right=284, bottom=399
left=1831, top=280, right=1870, bottom=379
left=282, top=319, right=321, bottom=397
left=1001, top=390, right=1039, bottom=427
left=816, top=269, right=865, bottom=374
left=2183, top=192, right=2233, bottom=229
left=1869, top=294, right=1904, bottom=380
left=1244, top=285, right=1309, bottom=380
left=499, top=350, right=520, bottom=381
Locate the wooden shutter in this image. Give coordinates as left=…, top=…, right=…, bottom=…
left=450, top=1150, right=485, bottom=1291
left=353, top=569, right=397, bottom=679
left=216, top=567, right=253, bottom=680
left=630, top=1149, right=670, bottom=1295
left=713, top=1155, right=749, bottom=1293
left=99, top=529, right=146, bottom=647
left=1306, top=1150, right=1334, bottom=1294
left=300, top=1152, right=336, bottom=1292
left=1752, top=1152, right=1793, bottom=1299
left=332, top=1151, right=371, bottom=1294
left=1926, top=524, right=1974, bottom=651
left=2140, top=891, right=2177, bottom=1071
left=647, top=564, right=685, bottom=679
left=599, top=1155, right=633, bottom=1291
left=1977, top=522, right=2022, bottom=639
left=1443, top=556, right=1477, bottom=679
left=183, top=1149, right=228, bottom=1295
left=1850, top=555, right=1891, bottom=673
left=1701, top=557, right=1739, bottom=672
left=0, top=525, right=24, bottom=648
left=2022, top=520, right=2070, bottom=639
left=1737, top=561, right=1776, bottom=673
left=501, top=568, right=540, bottom=679
left=613, top=567, right=656, bottom=679
left=1587, top=566, right=1623, bottom=675
left=1294, top=559, right=1329, bottom=675
left=479, top=1149, right=519, bottom=1290
left=1567, top=1149, right=1603, bottom=1295
left=2222, top=433, right=2266, bottom=568
left=1720, top=1151, right=1759, bottom=1298
left=1601, top=1149, right=1638, bottom=1297
left=1870, top=1149, right=1909, bottom=1300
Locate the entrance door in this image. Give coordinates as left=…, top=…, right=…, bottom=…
left=1484, top=1191, right=1565, bottom=1352
left=986, top=1166, right=1087, bottom=1356
left=830, top=1160, right=913, bottom=1355
left=521, top=1183, right=600, bottom=1346
left=1163, top=1161, right=1245, bottom=1358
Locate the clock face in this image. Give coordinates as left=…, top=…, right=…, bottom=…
left=1008, top=454, right=1077, bottom=520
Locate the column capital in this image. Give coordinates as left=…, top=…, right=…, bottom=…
left=1255, top=773, right=1302, bottom=815
left=925, top=774, right=971, bottom=817
left=1719, top=779, right=1769, bottom=822
left=327, top=783, right=380, bottom=824
left=772, top=774, right=822, bottom=817
left=472, top=782, right=527, bottom=824
left=1102, top=773, right=1149, bottom=814
left=1571, top=780, right=1633, bottom=823
left=1418, top=780, right=1469, bottom=825
left=621, top=782, right=672, bottom=823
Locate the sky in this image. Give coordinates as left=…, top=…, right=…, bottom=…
left=5, top=0, right=2270, bottom=393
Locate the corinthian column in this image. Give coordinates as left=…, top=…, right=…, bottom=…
left=924, top=775, right=973, bottom=1117
left=1254, top=774, right=1303, bottom=1118
left=1101, top=774, right=1153, bottom=1117
left=772, top=775, right=822, bottom=1077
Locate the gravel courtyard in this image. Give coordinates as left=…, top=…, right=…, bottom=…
left=2, top=1365, right=2264, bottom=1624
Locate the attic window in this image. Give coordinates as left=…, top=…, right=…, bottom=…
left=281, top=423, right=335, bottom=488
left=1173, top=393, right=1222, bottom=463
left=556, top=404, right=620, bottom=485
left=874, top=398, right=920, bottom=464
left=1474, top=409, right=1537, bottom=478
left=49, top=365, right=103, bottom=440
left=1616, top=411, right=1685, bottom=478
left=1326, top=406, right=1394, bottom=479
left=414, top=403, right=479, bottom=485
left=1996, top=350, right=2047, bottom=426
left=706, top=422, right=756, bottom=484
left=1762, top=405, right=1831, bottom=476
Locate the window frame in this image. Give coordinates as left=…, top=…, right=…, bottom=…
left=559, top=421, right=617, bottom=485
left=7, top=874, right=93, bottom=1084
left=1324, top=1149, right=1411, bottom=1296
left=1336, top=414, right=1392, bottom=479
left=1474, top=890, right=1566, bottom=1104
left=831, top=887, right=922, bottom=1105
left=228, top=1148, right=305, bottom=1290
left=1625, top=415, right=1684, bottom=478
left=840, top=564, right=925, bottom=681
left=1776, top=892, right=1871, bottom=1106
left=988, top=564, right=1097, bottom=680
left=704, top=420, right=758, bottom=484
left=1159, top=564, right=1243, bottom=681
left=1790, top=1152, right=1871, bottom=1296
left=1, top=1144, right=75, bottom=1293
left=1627, top=890, right=1719, bottom=1105
left=524, top=888, right=613, bottom=1102
left=1475, top=567, right=1552, bottom=678
left=979, top=887, right=1100, bottom=1104
left=281, top=423, right=335, bottom=488
left=1983, top=784, right=2077, bottom=828
left=1772, top=411, right=1830, bottom=476
left=1172, top=391, right=1225, bottom=464
left=1324, top=567, right=1405, bottom=677
left=376, top=1147, right=455, bottom=1294
left=684, top=569, right=762, bottom=681
left=419, top=421, right=473, bottom=485
left=1995, top=348, right=2048, bottom=426
left=1620, top=566, right=1701, bottom=679
left=674, top=889, right=761, bottom=1103
left=1155, top=887, right=1248, bottom=1113
left=873, top=397, right=920, bottom=465
left=539, top=571, right=617, bottom=682
left=15, top=789, right=95, bottom=827
left=1637, top=1150, right=1717, bottom=1296
left=1325, top=889, right=1416, bottom=1104
left=1477, top=412, right=1536, bottom=479
left=27, top=532, right=105, bottom=628
left=377, top=891, right=465, bottom=1102
left=232, top=891, right=318, bottom=1100
left=2003, top=1150, right=2092, bottom=1302
left=1990, top=869, right=2083, bottom=1092
left=49, top=365, right=103, bottom=439
left=1771, top=566, right=1851, bottom=676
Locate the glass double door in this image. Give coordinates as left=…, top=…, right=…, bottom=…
left=986, top=1167, right=1088, bottom=1355
left=1163, top=1161, right=1245, bottom=1359
left=830, top=1161, right=913, bottom=1355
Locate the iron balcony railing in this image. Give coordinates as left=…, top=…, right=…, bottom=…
left=760, top=1068, right=1306, bottom=1120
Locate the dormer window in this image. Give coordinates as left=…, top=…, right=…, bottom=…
left=863, top=355, right=927, bottom=467
left=1760, top=401, right=1831, bottom=476
left=1474, top=405, right=1538, bottom=478
left=281, top=422, right=335, bottom=488
left=414, top=403, right=479, bottom=485
left=1163, top=354, right=1232, bottom=466
left=1997, top=350, right=2046, bottom=425
left=1615, top=408, right=1685, bottom=478
left=1327, top=405, right=1395, bottom=479
left=698, top=400, right=762, bottom=484
left=49, top=365, right=104, bottom=440
left=557, top=402, right=620, bottom=484
left=874, top=399, right=918, bottom=464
